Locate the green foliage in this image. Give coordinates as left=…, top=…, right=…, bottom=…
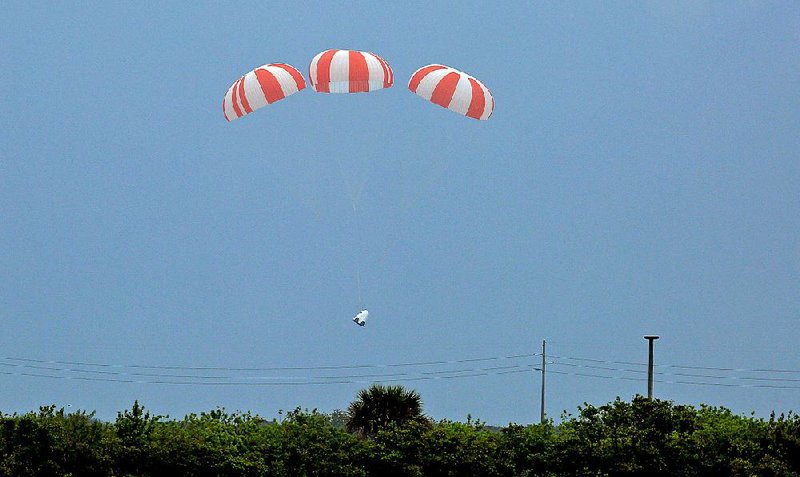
left=497, top=421, right=554, bottom=476
left=346, top=384, right=425, bottom=437
left=281, top=407, right=367, bottom=476
left=365, top=419, right=430, bottom=476
left=328, top=409, right=349, bottom=430
left=0, top=405, right=115, bottom=477
left=114, top=400, right=163, bottom=476
left=416, top=420, right=504, bottom=477
left=1, top=393, right=799, bottom=476
left=765, top=411, right=800, bottom=474
left=146, top=408, right=277, bottom=476
left=551, top=396, right=700, bottom=476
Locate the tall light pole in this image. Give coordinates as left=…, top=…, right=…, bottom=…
left=644, top=335, right=659, bottom=399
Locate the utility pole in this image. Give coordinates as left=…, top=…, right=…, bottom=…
left=540, top=340, right=546, bottom=423
left=644, top=335, right=659, bottom=399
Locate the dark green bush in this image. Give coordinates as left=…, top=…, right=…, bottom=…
left=1, top=397, right=798, bottom=476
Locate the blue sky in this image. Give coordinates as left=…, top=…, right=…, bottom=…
left=1, top=1, right=798, bottom=424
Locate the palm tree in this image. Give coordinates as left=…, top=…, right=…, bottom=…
left=346, top=384, right=425, bottom=436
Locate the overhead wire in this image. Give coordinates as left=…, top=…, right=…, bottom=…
left=0, top=364, right=540, bottom=386
left=0, top=352, right=537, bottom=372
left=545, top=368, right=800, bottom=390
left=548, top=361, right=800, bottom=383
left=4, top=346, right=798, bottom=391
left=543, top=349, right=800, bottom=390
left=0, top=360, right=532, bottom=382
left=0, top=352, right=541, bottom=387
left=547, top=353, right=800, bottom=375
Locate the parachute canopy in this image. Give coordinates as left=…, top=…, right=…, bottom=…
left=353, top=310, right=369, bottom=326
left=223, top=63, right=306, bottom=121
left=408, top=64, right=494, bottom=120
left=309, top=49, right=393, bottom=93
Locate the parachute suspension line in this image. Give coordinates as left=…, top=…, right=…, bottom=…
left=352, top=199, right=366, bottom=310
left=334, top=153, right=363, bottom=214
left=356, top=268, right=364, bottom=309
left=334, top=153, right=366, bottom=308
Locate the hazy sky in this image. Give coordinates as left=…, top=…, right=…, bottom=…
left=2, top=1, right=798, bottom=424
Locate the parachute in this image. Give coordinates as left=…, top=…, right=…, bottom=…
left=353, top=310, right=369, bottom=326
left=309, top=49, right=393, bottom=93
left=222, top=53, right=493, bottom=326
left=408, top=64, right=494, bottom=120
left=223, top=63, right=306, bottom=121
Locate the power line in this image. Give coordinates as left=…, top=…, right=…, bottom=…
left=5, top=347, right=797, bottom=392
left=549, top=361, right=800, bottom=383
left=0, top=359, right=532, bottom=382
left=0, top=351, right=543, bottom=387
left=0, top=364, right=539, bottom=387
left=548, top=369, right=644, bottom=383
left=0, top=361, right=412, bottom=381
left=548, top=353, right=800, bottom=375
left=1, top=353, right=537, bottom=372
left=547, top=368, right=800, bottom=390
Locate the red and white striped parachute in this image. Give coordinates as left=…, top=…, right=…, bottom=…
left=408, top=64, right=494, bottom=120
left=309, top=49, right=393, bottom=93
left=223, top=63, right=306, bottom=122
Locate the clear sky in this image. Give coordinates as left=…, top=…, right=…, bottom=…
left=1, top=2, right=798, bottom=424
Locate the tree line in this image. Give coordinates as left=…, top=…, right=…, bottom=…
left=1, top=385, right=798, bottom=476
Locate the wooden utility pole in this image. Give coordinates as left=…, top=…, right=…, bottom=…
left=540, top=340, right=546, bottom=423
left=644, top=335, right=659, bottom=399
